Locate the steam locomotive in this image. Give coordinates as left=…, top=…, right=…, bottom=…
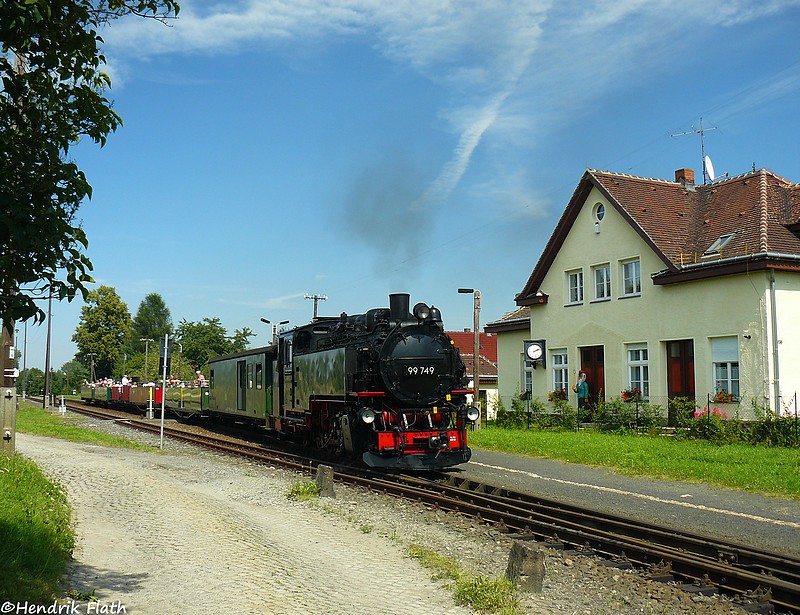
left=207, top=293, right=477, bottom=470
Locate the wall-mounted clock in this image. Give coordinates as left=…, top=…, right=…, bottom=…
left=523, top=340, right=546, bottom=368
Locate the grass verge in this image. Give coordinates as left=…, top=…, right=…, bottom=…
left=469, top=425, right=800, bottom=499
left=0, top=454, right=74, bottom=602
left=407, top=544, right=519, bottom=614
left=16, top=402, right=155, bottom=451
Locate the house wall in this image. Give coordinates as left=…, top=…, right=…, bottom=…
left=494, top=327, right=530, bottom=414
left=527, top=186, right=776, bottom=418
left=774, top=272, right=800, bottom=413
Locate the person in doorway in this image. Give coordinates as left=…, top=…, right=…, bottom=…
left=573, top=371, right=589, bottom=415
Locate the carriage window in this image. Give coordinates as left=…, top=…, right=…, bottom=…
left=209, top=369, right=214, bottom=389
left=255, top=362, right=263, bottom=389
left=247, top=363, right=254, bottom=389
left=283, top=340, right=293, bottom=374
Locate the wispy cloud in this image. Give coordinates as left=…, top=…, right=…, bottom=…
left=103, top=0, right=800, bottom=218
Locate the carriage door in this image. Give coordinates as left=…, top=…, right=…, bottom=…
left=667, top=340, right=695, bottom=400
left=237, top=360, right=246, bottom=411
left=280, top=336, right=295, bottom=411
left=580, top=345, right=605, bottom=406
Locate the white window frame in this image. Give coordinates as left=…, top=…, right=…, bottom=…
left=521, top=353, right=532, bottom=397
left=592, top=263, right=611, bottom=301
left=621, top=258, right=641, bottom=297
left=626, top=343, right=649, bottom=399
left=711, top=337, right=739, bottom=399
left=566, top=269, right=583, bottom=305
left=552, top=350, right=568, bottom=393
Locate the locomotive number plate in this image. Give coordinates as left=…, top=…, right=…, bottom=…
left=406, top=366, right=436, bottom=376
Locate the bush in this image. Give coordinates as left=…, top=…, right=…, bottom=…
left=686, top=407, right=744, bottom=444
left=748, top=403, right=800, bottom=447
left=594, top=398, right=636, bottom=433
left=669, top=396, right=698, bottom=429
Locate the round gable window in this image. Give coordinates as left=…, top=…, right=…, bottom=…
left=594, top=203, right=605, bottom=222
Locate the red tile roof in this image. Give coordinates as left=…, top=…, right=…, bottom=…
left=446, top=331, right=498, bottom=379
left=517, top=168, right=800, bottom=303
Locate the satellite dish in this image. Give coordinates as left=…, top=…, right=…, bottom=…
left=704, top=155, right=716, bottom=182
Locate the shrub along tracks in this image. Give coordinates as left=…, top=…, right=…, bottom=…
left=64, top=399, right=800, bottom=613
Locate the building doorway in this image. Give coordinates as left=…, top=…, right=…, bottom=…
left=580, top=345, right=605, bottom=417
left=667, top=339, right=695, bottom=425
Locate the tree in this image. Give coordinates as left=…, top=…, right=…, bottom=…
left=128, top=293, right=172, bottom=351
left=72, top=285, right=131, bottom=377
left=19, top=367, right=45, bottom=395
left=175, top=318, right=253, bottom=371
left=0, top=0, right=180, bottom=326
left=59, top=359, right=89, bottom=393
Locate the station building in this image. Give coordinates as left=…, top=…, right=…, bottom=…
left=488, top=167, right=800, bottom=419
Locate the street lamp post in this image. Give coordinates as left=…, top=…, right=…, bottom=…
left=140, top=338, right=154, bottom=382
left=260, top=318, right=289, bottom=344
left=458, top=288, right=481, bottom=429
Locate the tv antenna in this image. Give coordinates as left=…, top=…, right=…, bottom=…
left=672, top=117, right=717, bottom=184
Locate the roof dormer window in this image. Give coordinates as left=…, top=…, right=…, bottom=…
left=703, top=233, right=735, bottom=257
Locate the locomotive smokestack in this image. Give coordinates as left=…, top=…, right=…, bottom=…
left=389, top=293, right=410, bottom=321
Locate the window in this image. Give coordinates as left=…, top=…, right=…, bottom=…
left=593, top=264, right=611, bottom=300
left=627, top=344, right=649, bottom=398
left=711, top=337, right=739, bottom=399
left=552, top=351, right=568, bottom=393
left=567, top=269, right=583, bottom=304
left=621, top=258, right=641, bottom=296
left=255, top=362, right=263, bottom=389
left=521, top=355, right=532, bottom=397
left=704, top=233, right=735, bottom=257
left=594, top=203, right=605, bottom=221
left=247, top=363, right=254, bottom=389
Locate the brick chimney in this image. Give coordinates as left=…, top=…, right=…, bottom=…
left=675, top=168, right=695, bottom=185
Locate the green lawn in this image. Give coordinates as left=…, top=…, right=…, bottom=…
left=469, top=425, right=800, bottom=500
left=15, top=401, right=155, bottom=451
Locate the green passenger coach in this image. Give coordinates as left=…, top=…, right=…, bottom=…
left=207, top=346, right=277, bottom=422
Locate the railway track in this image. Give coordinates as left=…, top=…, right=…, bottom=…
left=62, top=399, right=800, bottom=613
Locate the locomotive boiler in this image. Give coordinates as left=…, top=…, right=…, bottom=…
left=206, top=293, right=478, bottom=470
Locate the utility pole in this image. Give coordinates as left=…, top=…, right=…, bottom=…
left=1, top=319, right=17, bottom=455
left=304, top=293, right=328, bottom=320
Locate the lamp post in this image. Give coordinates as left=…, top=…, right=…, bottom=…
left=458, top=288, right=481, bottom=429
left=260, top=318, right=289, bottom=344
left=140, top=338, right=154, bottom=382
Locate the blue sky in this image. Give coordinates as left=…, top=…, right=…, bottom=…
left=20, top=0, right=800, bottom=372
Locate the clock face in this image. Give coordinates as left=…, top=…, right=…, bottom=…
left=526, top=343, right=543, bottom=360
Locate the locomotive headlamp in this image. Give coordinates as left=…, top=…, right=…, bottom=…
left=466, top=405, right=480, bottom=422
left=359, top=408, right=376, bottom=424
left=413, top=302, right=431, bottom=320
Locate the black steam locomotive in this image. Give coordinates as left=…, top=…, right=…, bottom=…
left=207, top=293, right=478, bottom=469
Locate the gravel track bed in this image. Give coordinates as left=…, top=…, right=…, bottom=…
left=18, top=412, right=750, bottom=614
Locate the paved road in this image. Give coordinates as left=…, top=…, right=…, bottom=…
left=457, top=448, right=800, bottom=556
